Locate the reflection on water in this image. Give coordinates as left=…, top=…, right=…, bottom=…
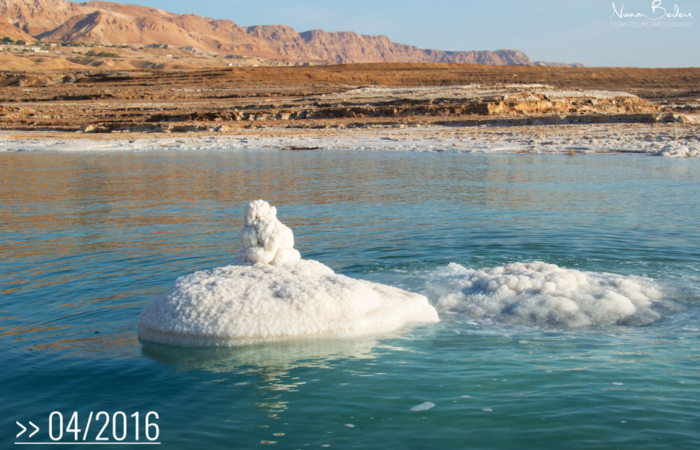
left=1, top=150, right=699, bottom=351
left=141, top=337, right=379, bottom=377
left=2, top=151, right=652, bottom=241
left=1, top=150, right=700, bottom=449
left=141, top=336, right=382, bottom=406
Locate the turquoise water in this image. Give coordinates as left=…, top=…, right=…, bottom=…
left=1, top=150, right=699, bottom=449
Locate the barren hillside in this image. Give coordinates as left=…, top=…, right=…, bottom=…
left=0, top=0, right=581, bottom=66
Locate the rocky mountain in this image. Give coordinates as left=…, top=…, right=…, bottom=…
left=0, top=19, right=33, bottom=41
left=0, top=0, right=581, bottom=66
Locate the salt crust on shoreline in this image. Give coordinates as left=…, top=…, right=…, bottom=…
left=138, top=200, right=439, bottom=347
left=1, top=124, right=699, bottom=157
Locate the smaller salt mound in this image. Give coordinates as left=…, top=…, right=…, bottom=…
left=434, top=261, right=667, bottom=329
left=138, top=200, right=438, bottom=347
left=657, top=145, right=700, bottom=158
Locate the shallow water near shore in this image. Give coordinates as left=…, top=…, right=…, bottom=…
left=1, top=149, right=699, bottom=449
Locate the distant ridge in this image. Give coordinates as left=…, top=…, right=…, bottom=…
left=0, top=0, right=583, bottom=66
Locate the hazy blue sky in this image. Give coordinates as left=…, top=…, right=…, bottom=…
left=79, top=0, right=699, bottom=67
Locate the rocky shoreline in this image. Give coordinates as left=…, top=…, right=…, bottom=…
left=1, top=65, right=699, bottom=157
left=2, top=121, right=698, bottom=158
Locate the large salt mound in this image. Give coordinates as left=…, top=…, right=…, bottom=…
left=138, top=200, right=438, bottom=347
left=433, top=261, right=669, bottom=329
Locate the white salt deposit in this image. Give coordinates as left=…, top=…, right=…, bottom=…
left=657, top=145, right=700, bottom=158
left=2, top=124, right=699, bottom=157
left=237, top=199, right=301, bottom=265
left=432, top=261, right=668, bottom=329
left=410, top=402, right=436, bottom=412
left=138, top=200, right=438, bottom=347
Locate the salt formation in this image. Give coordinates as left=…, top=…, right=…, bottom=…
left=237, top=200, right=301, bottom=265
left=657, top=145, right=700, bottom=158
left=138, top=200, right=439, bottom=347
left=434, top=261, right=667, bottom=329
left=410, top=402, right=436, bottom=412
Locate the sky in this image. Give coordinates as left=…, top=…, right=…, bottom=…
left=78, top=0, right=699, bottom=67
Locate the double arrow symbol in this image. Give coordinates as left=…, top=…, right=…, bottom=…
left=16, top=421, right=40, bottom=439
